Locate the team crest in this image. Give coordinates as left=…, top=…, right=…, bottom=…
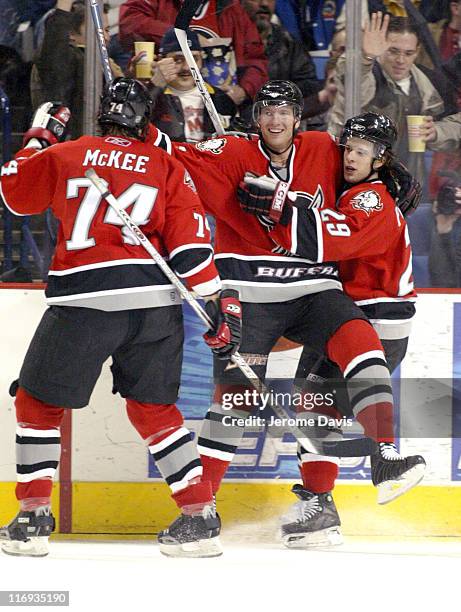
left=351, top=190, right=383, bottom=215
left=184, top=169, right=197, bottom=193
left=195, top=137, right=226, bottom=155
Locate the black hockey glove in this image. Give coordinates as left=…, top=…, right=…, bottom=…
left=237, top=173, right=294, bottom=226
left=203, top=289, right=242, bottom=359
left=225, top=116, right=254, bottom=138
left=382, top=159, right=422, bottom=217
left=23, top=102, right=71, bottom=149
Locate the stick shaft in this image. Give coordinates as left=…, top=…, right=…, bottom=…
left=88, top=0, right=113, bottom=84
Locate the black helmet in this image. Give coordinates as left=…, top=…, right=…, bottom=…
left=98, top=78, right=153, bottom=139
left=252, top=80, right=303, bottom=123
left=340, top=112, right=397, bottom=157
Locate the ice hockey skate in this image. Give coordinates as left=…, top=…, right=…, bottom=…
left=281, top=484, right=343, bottom=549
left=158, top=503, right=222, bottom=558
left=371, top=442, right=426, bottom=504
left=0, top=506, right=55, bottom=557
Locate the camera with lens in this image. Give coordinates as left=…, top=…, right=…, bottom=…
left=436, top=170, right=461, bottom=215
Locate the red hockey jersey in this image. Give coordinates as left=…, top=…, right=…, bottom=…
left=0, top=133, right=221, bottom=310
left=174, top=132, right=343, bottom=303
left=269, top=180, right=416, bottom=338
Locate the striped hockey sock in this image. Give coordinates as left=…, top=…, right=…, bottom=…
left=326, top=320, right=395, bottom=443
left=126, top=400, right=212, bottom=509
left=14, top=387, right=64, bottom=506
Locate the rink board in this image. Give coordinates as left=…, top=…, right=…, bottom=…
left=0, top=287, right=460, bottom=536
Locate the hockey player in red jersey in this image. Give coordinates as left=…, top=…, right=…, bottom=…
left=0, top=78, right=241, bottom=559
left=171, top=81, right=425, bottom=535
left=237, top=111, right=424, bottom=547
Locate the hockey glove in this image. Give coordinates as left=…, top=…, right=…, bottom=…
left=384, top=159, right=422, bottom=217
left=23, top=102, right=71, bottom=149
left=203, top=289, right=242, bottom=359
left=237, top=173, right=294, bottom=225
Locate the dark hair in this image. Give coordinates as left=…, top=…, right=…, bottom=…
left=100, top=124, right=136, bottom=139
left=70, top=1, right=110, bottom=35
left=386, top=16, right=421, bottom=44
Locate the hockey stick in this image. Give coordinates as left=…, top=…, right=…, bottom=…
left=84, top=168, right=375, bottom=457
left=174, top=0, right=225, bottom=136
left=88, top=0, right=113, bottom=84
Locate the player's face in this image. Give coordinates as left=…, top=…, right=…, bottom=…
left=343, top=137, right=381, bottom=183
left=257, top=104, right=299, bottom=153
left=166, top=52, right=203, bottom=90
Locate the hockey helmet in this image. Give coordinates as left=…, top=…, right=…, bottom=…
left=98, top=78, right=153, bottom=139
left=252, top=80, right=303, bottom=123
left=340, top=112, right=397, bottom=158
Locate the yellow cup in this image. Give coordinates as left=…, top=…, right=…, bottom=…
left=406, top=115, right=426, bottom=153
left=134, top=41, right=155, bottom=79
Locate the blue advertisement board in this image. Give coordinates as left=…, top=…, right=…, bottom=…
left=149, top=304, right=406, bottom=481
left=452, top=304, right=461, bottom=480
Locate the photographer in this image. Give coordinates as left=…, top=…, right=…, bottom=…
left=422, top=113, right=461, bottom=286
left=429, top=176, right=461, bottom=287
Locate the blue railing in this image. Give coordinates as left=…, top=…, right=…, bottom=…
left=0, top=85, right=45, bottom=279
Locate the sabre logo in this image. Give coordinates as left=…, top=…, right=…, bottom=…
left=226, top=304, right=241, bottom=314
left=351, top=189, right=383, bottom=216
left=196, top=138, right=226, bottom=155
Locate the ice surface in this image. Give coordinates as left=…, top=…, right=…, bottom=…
left=1, top=529, right=459, bottom=612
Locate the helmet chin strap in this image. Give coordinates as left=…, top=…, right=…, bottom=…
left=259, top=125, right=297, bottom=160
left=362, top=158, right=382, bottom=183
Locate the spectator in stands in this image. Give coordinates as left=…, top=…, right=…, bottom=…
left=118, top=0, right=268, bottom=110
left=301, top=28, right=345, bottom=129
left=242, top=0, right=321, bottom=98
left=328, top=13, right=455, bottom=184
left=368, top=1, right=448, bottom=22
left=275, top=0, right=345, bottom=51
left=367, top=1, right=448, bottom=70
left=0, top=46, right=30, bottom=107
left=426, top=2, right=461, bottom=214
left=430, top=0, right=461, bottom=61
left=31, top=0, right=123, bottom=138
left=142, top=28, right=235, bottom=141
left=275, top=1, right=369, bottom=52
left=421, top=112, right=461, bottom=286
left=301, top=56, right=339, bottom=130
left=0, top=0, right=55, bottom=51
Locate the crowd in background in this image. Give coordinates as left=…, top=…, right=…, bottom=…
left=0, top=0, right=460, bottom=287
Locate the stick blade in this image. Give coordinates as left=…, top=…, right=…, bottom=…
left=174, top=0, right=204, bottom=30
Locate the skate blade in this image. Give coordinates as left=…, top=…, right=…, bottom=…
left=377, top=463, right=426, bottom=505
left=1, top=537, right=50, bottom=557
left=159, top=536, right=223, bottom=558
left=282, top=526, right=343, bottom=549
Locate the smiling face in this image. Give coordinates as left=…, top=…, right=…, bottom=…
left=343, top=137, right=383, bottom=183
left=380, top=31, right=419, bottom=81
left=257, top=104, right=300, bottom=152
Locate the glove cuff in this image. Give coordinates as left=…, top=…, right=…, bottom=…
left=23, top=127, right=57, bottom=148
left=269, top=181, right=290, bottom=222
